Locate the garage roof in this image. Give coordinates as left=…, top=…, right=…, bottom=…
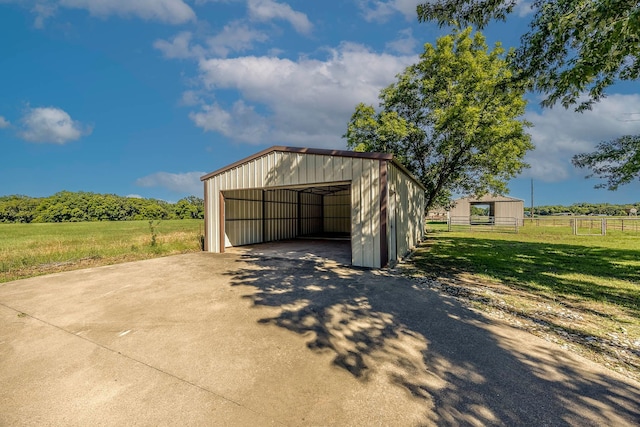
left=200, top=146, right=425, bottom=190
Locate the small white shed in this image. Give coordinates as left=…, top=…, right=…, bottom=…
left=201, top=146, right=425, bottom=268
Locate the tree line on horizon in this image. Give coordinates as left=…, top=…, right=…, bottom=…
left=0, top=191, right=204, bottom=223
left=467, top=203, right=638, bottom=217
left=526, top=203, right=640, bottom=217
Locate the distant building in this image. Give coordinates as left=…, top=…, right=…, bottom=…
left=426, top=205, right=448, bottom=219
left=449, top=195, right=524, bottom=226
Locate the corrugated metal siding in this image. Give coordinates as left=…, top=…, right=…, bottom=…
left=300, top=192, right=323, bottom=236
left=263, top=189, right=298, bottom=242
left=351, top=158, right=381, bottom=268
left=388, top=164, right=424, bottom=262
left=494, top=200, right=524, bottom=225
left=450, top=199, right=470, bottom=218
left=324, top=189, right=350, bottom=233
left=224, top=189, right=263, bottom=247
left=223, top=189, right=322, bottom=247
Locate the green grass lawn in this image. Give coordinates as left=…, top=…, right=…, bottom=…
left=411, top=222, right=640, bottom=379
left=0, top=220, right=203, bottom=283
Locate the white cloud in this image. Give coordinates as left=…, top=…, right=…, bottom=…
left=155, top=22, right=268, bottom=60
left=524, top=94, right=640, bottom=182
left=32, top=1, right=57, bottom=28
left=248, top=0, right=313, bottom=34
left=514, top=0, right=534, bottom=17
left=385, top=27, right=418, bottom=54
left=190, top=44, right=416, bottom=146
left=3, top=0, right=195, bottom=26
left=136, top=171, right=206, bottom=194
left=19, top=106, right=91, bottom=144
left=60, top=0, right=196, bottom=24
left=154, top=32, right=202, bottom=59
left=190, top=100, right=269, bottom=143
left=0, top=116, right=10, bottom=128
left=126, top=194, right=143, bottom=199
left=180, top=90, right=203, bottom=106
left=358, top=0, right=422, bottom=22
left=206, top=20, right=269, bottom=57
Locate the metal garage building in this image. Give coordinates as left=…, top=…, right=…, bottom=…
left=201, top=146, right=425, bottom=268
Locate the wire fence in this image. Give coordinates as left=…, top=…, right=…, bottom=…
left=445, top=216, right=640, bottom=235
left=525, top=217, right=640, bottom=234
left=448, top=216, right=520, bottom=233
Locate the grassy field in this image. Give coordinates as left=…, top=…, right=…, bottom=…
left=407, top=222, right=640, bottom=380
left=0, top=220, right=203, bottom=283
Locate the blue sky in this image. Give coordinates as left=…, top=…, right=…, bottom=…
left=0, top=0, right=638, bottom=206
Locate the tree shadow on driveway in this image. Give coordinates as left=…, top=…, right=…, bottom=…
left=226, top=255, right=640, bottom=426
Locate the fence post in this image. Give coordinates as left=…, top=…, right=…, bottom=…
left=602, top=218, right=607, bottom=236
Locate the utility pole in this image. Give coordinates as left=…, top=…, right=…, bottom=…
left=531, top=178, right=534, bottom=220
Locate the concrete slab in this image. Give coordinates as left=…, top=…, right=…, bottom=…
left=1, top=252, right=639, bottom=426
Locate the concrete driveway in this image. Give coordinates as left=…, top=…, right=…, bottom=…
left=1, top=249, right=639, bottom=426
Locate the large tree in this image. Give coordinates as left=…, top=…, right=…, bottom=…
left=572, top=135, right=640, bottom=190
left=345, top=28, right=533, bottom=210
left=417, top=0, right=640, bottom=188
left=417, top=0, right=640, bottom=111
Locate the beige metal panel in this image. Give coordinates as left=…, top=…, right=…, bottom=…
left=342, top=156, right=352, bottom=181
left=314, top=155, right=324, bottom=183
left=450, top=198, right=470, bottom=218
left=301, top=192, right=322, bottom=235
left=348, top=158, right=382, bottom=268
left=495, top=200, right=524, bottom=225
left=324, top=189, right=350, bottom=233
left=204, top=179, right=214, bottom=252
left=276, top=152, right=283, bottom=187
left=247, top=160, right=254, bottom=189
left=324, top=156, right=333, bottom=182
left=300, top=154, right=310, bottom=184
left=388, top=163, right=424, bottom=264
left=351, top=158, right=363, bottom=267
left=263, top=189, right=297, bottom=242
left=224, top=189, right=263, bottom=247
left=282, top=153, right=292, bottom=186
left=361, top=159, right=373, bottom=267
left=209, top=178, right=221, bottom=252
left=371, top=163, right=381, bottom=267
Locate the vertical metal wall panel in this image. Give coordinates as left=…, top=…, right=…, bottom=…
left=223, top=189, right=263, bottom=247
left=348, top=158, right=382, bottom=268
left=371, top=164, right=381, bottom=266
left=262, top=189, right=298, bottom=242
left=387, top=163, right=425, bottom=264
left=324, top=189, right=350, bottom=233
left=494, top=201, right=524, bottom=225
left=450, top=198, right=470, bottom=219
left=351, top=158, right=363, bottom=267
left=300, top=192, right=322, bottom=235
left=362, top=159, right=372, bottom=267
